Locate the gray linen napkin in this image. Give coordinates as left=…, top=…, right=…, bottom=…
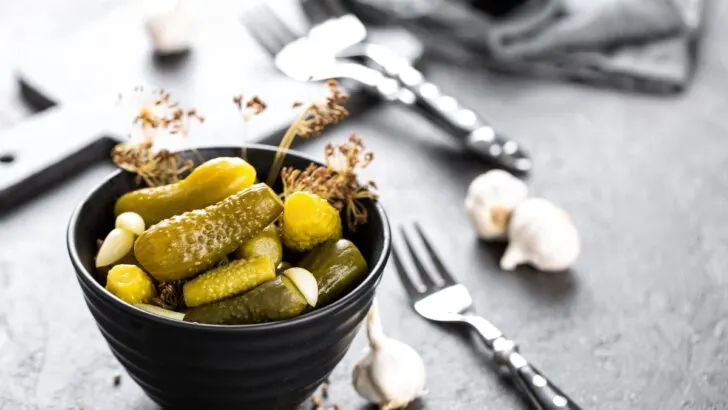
left=349, top=0, right=706, bottom=94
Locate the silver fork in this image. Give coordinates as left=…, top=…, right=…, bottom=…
left=242, top=2, right=532, bottom=174
left=393, top=223, right=582, bottom=410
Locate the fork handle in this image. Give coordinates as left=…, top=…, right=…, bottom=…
left=464, top=316, right=582, bottom=409
left=490, top=337, right=583, bottom=410
left=349, top=43, right=532, bottom=173
left=512, top=363, right=583, bottom=410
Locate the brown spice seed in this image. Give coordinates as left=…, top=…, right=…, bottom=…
left=246, top=96, right=267, bottom=114
left=233, top=95, right=243, bottom=109
left=113, top=374, right=121, bottom=387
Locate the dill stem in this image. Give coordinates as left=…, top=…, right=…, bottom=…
left=266, top=110, right=307, bottom=187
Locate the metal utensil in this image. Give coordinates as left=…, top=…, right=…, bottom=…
left=392, top=223, right=582, bottom=410
left=302, top=0, right=532, bottom=173
left=243, top=2, right=532, bottom=173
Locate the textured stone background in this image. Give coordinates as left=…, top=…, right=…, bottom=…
left=1, top=1, right=728, bottom=409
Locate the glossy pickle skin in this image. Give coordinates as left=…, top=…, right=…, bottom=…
left=299, top=239, right=368, bottom=306
left=183, top=256, right=276, bottom=307
left=135, top=303, right=185, bottom=321
left=134, top=183, right=284, bottom=282
left=114, top=157, right=257, bottom=226
left=96, top=250, right=138, bottom=286
left=184, top=239, right=368, bottom=324
left=281, top=191, right=343, bottom=252
left=184, top=276, right=308, bottom=325
left=105, top=264, right=157, bottom=305
left=234, top=224, right=283, bottom=266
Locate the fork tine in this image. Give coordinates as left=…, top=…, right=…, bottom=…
left=400, top=225, right=440, bottom=289
left=391, top=241, right=420, bottom=299
left=413, top=223, right=458, bottom=286
left=242, top=3, right=301, bottom=56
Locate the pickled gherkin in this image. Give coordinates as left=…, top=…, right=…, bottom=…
left=234, top=224, right=283, bottom=265
left=105, top=264, right=156, bottom=304
left=299, top=239, right=367, bottom=306
left=183, top=256, right=276, bottom=307
left=184, top=276, right=308, bottom=325
left=115, top=157, right=256, bottom=226
left=276, top=261, right=292, bottom=274
left=135, top=303, right=185, bottom=321
left=282, top=191, right=342, bottom=252
left=134, top=183, right=284, bottom=282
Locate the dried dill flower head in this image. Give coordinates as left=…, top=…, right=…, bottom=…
left=112, top=89, right=202, bottom=187
left=134, top=89, right=205, bottom=137
left=112, top=141, right=194, bottom=187
left=267, top=80, right=350, bottom=187
left=281, top=133, right=378, bottom=230
left=295, top=80, right=349, bottom=139
left=233, top=95, right=267, bottom=122
left=150, top=280, right=185, bottom=311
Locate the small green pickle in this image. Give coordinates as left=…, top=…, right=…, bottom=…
left=184, top=276, right=308, bottom=325
left=234, top=224, right=283, bottom=266
left=96, top=249, right=138, bottom=286
left=299, top=239, right=368, bottom=306
left=134, top=183, right=284, bottom=282
left=276, top=261, right=292, bottom=275
left=135, top=303, right=185, bottom=321
left=115, top=157, right=256, bottom=226
left=183, top=256, right=276, bottom=307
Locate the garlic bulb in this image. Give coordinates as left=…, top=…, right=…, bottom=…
left=464, top=170, right=528, bottom=240
left=500, top=198, right=580, bottom=272
left=146, top=0, right=192, bottom=56
left=352, top=300, right=426, bottom=410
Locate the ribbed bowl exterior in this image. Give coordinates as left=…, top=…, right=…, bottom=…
left=67, top=146, right=391, bottom=409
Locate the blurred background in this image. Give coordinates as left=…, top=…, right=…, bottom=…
left=0, top=0, right=708, bottom=211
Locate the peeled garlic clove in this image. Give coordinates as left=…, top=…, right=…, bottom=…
left=283, top=267, right=318, bottom=307
left=96, top=228, right=136, bottom=268
left=115, top=212, right=145, bottom=236
left=500, top=198, right=580, bottom=272
left=352, top=300, right=426, bottom=409
left=465, top=169, right=528, bottom=240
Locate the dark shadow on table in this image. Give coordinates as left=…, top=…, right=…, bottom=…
left=474, top=240, right=579, bottom=305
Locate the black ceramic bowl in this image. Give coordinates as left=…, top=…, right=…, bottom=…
left=67, top=145, right=391, bottom=409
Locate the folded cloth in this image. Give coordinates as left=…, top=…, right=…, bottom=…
left=348, top=0, right=707, bottom=94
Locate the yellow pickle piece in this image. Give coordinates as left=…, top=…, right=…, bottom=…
left=134, top=183, right=284, bottom=282
left=115, top=157, right=257, bottom=226
left=106, top=264, right=156, bottom=304
left=234, top=224, right=283, bottom=265
left=183, top=256, right=276, bottom=307
left=282, top=191, right=342, bottom=252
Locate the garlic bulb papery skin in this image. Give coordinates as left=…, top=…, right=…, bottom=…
left=500, top=198, right=580, bottom=272
left=146, top=0, right=192, bottom=55
left=352, top=300, right=426, bottom=410
left=464, top=169, right=528, bottom=240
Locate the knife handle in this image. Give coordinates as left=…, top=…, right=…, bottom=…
left=347, top=43, right=532, bottom=173
left=492, top=337, right=583, bottom=410
left=0, top=105, right=115, bottom=213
